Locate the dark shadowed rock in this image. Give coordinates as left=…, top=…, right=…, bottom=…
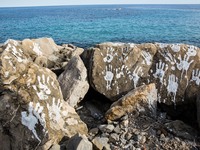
left=66, top=133, right=92, bottom=150
left=165, top=120, right=198, bottom=140
left=197, top=92, right=200, bottom=128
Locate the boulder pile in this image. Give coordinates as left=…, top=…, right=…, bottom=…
left=0, top=38, right=199, bottom=150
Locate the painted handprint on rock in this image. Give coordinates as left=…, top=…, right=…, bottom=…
left=176, top=54, right=194, bottom=80
left=122, top=46, right=130, bottom=56
left=187, top=45, right=197, bottom=57
left=103, top=46, right=116, bottom=63
left=170, top=44, right=180, bottom=52
left=160, top=50, right=176, bottom=65
left=191, top=69, right=200, bottom=86
left=141, top=51, right=152, bottom=65
left=104, top=64, right=114, bottom=90
left=167, top=74, right=178, bottom=105
left=103, top=53, right=114, bottom=63
left=47, top=98, right=63, bottom=123
left=115, top=65, right=125, bottom=79
left=32, top=74, right=53, bottom=100
left=157, top=43, right=168, bottom=49
left=128, top=66, right=143, bottom=88
left=5, top=43, right=24, bottom=63
left=21, top=102, right=46, bottom=142
left=153, top=61, right=168, bottom=84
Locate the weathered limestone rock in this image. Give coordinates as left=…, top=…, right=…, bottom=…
left=62, top=44, right=84, bottom=58
left=88, top=42, right=200, bottom=105
left=0, top=39, right=88, bottom=150
left=66, top=133, right=93, bottom=150
left=105, top=83, right=157, bottom=121
left=21, top=38, right=84, bottom=70
left=58, top=56, right=89, bottom=107
left=22, top=38, right=58, bottom=68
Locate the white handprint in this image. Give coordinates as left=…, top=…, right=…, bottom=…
left=129, top=66, right=143, bottom=88
left=187, top=45, right=197, bottom=57
left=191, top=69, right=200, bottom=86
left=176, top=54, right=194, bottom=81
left=153, top=61, right=168, bottom=84
left=167, top=74, right=179, bottom=105
left=103, top=46, right=116, bottom=63
left=21, top=102, right=46, bottom=142
left=170, top=44, right=180, bottom=52
left=157, top=43, right=168, bottom=49
left=122, top=46, right=130, bottom=56
left=103, top=53, right=113, bottom=63
left=141, top=51, right=152, bottom=65
left=47, top=98, right=62, bottom=123
left=104, top=64, right=114, bottom=90
left=160, top=50, right=176, bottom=65
left=115, top=66, right=125, bottom=79
left=32, top=74, right=52, bottom=100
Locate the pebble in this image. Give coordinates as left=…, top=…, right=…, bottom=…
left=157, top=130, right=161, bottom=135
left=120, top=119, right=129, bottom=128
left=92, top=137, right=109, bottom=150
left=160, top=134, right=165, bottom=141
left=109, top=133, right=120, bottom=143
left=125, top=132, right=132, bottom=140
left=99, top=124, right=115, bottom=133
left=140, top=136, right=146, bottom=144
left=113, top=125, right=121, bottom=133
left=121, top=115, right=128, bottom=120
left=121, top=138, right=127, bottom=145
left=89, top=128, right=99, bottom=136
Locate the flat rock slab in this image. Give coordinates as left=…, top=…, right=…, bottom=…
left=105, top=83, right=157, bottom=121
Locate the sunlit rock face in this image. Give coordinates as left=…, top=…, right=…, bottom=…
left=0, top=39, right=87, bottom=150
left=88, top=42, right=200, bottom=106
left=106, top=83, right=157, bottom=121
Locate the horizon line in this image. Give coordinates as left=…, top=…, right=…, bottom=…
left=0, top=3, right=200, bottom=8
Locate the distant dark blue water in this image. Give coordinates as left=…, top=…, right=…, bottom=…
left=0, top=5, right=200, bottom=47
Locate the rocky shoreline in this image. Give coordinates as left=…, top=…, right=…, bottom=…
left=0, top=38, right=199, bottom=150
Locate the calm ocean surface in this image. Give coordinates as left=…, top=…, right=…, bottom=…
left=0, top=4, right=200, bottom=47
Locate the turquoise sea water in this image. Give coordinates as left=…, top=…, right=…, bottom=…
left=0, top=5, right=200, bottom=47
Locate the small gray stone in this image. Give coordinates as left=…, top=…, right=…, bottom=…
left=120, top=119, right=129, bottom=128
left=125, top=132, right=132, bottom=140
left=99, top=124, right=115, bottom=133
left=121, top=115, right=128, bottom=120
left=89, top=128, right=99, bottom=136
left=160, top=134, right=165, bottom=141
left=113, top=125, right=121, bottom=133
left=109, top=133, right=120, bottom=143
left=121, top=138, right=127, bottom=144
left=92, top=137, right=109, bottom=150
left=157, top=130, right=161, bottom=135
left=140, top=136, right=146, bottom=144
